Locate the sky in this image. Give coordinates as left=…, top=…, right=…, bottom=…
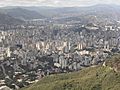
left=0, top=0, right=120, bottom=7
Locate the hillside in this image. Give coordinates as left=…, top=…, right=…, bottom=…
left=21, top=54, right=120, bottom=90
left=25, top=4, right=120, bottom=20
left=2, top=4, right=120, bottom=19
left=0, top=8, right=45, bottom=20
left=0, top=13, right=24, bottom=25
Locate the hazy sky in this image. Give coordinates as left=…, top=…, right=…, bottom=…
left=0, top=0, right=120, bottom=7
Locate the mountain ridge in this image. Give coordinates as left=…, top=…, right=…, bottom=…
left=0, top=7, right=45, bottom=20
left=0, top=13, right=24, bottom=25
left=1, top=4, right=120, bottom=18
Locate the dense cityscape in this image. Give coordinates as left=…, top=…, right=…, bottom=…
left=0, top=3, right=120, bottom=90
left=0, top=17, right=119, bottom=90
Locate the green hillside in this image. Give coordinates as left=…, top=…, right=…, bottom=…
left=21, top=54, right=120, bottom=90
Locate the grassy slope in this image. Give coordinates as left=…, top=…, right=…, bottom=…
left=21, top=65, right=120, bottom=90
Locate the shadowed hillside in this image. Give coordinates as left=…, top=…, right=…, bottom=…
left=0, top=13, right=24, bottom=25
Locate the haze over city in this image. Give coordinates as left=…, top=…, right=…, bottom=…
left=0, top=0, right=120, bottom=90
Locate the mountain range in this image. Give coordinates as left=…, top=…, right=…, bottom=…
left=0, top=4, right=120, bottom=25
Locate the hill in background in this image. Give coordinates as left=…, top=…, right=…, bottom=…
left=0, top=8, right=45, bottom=20
left=1, top=4, right=120, bottom=25
left=4, top=8, right=45, bottom=20
left=0, top=13, right=24, bottom=25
